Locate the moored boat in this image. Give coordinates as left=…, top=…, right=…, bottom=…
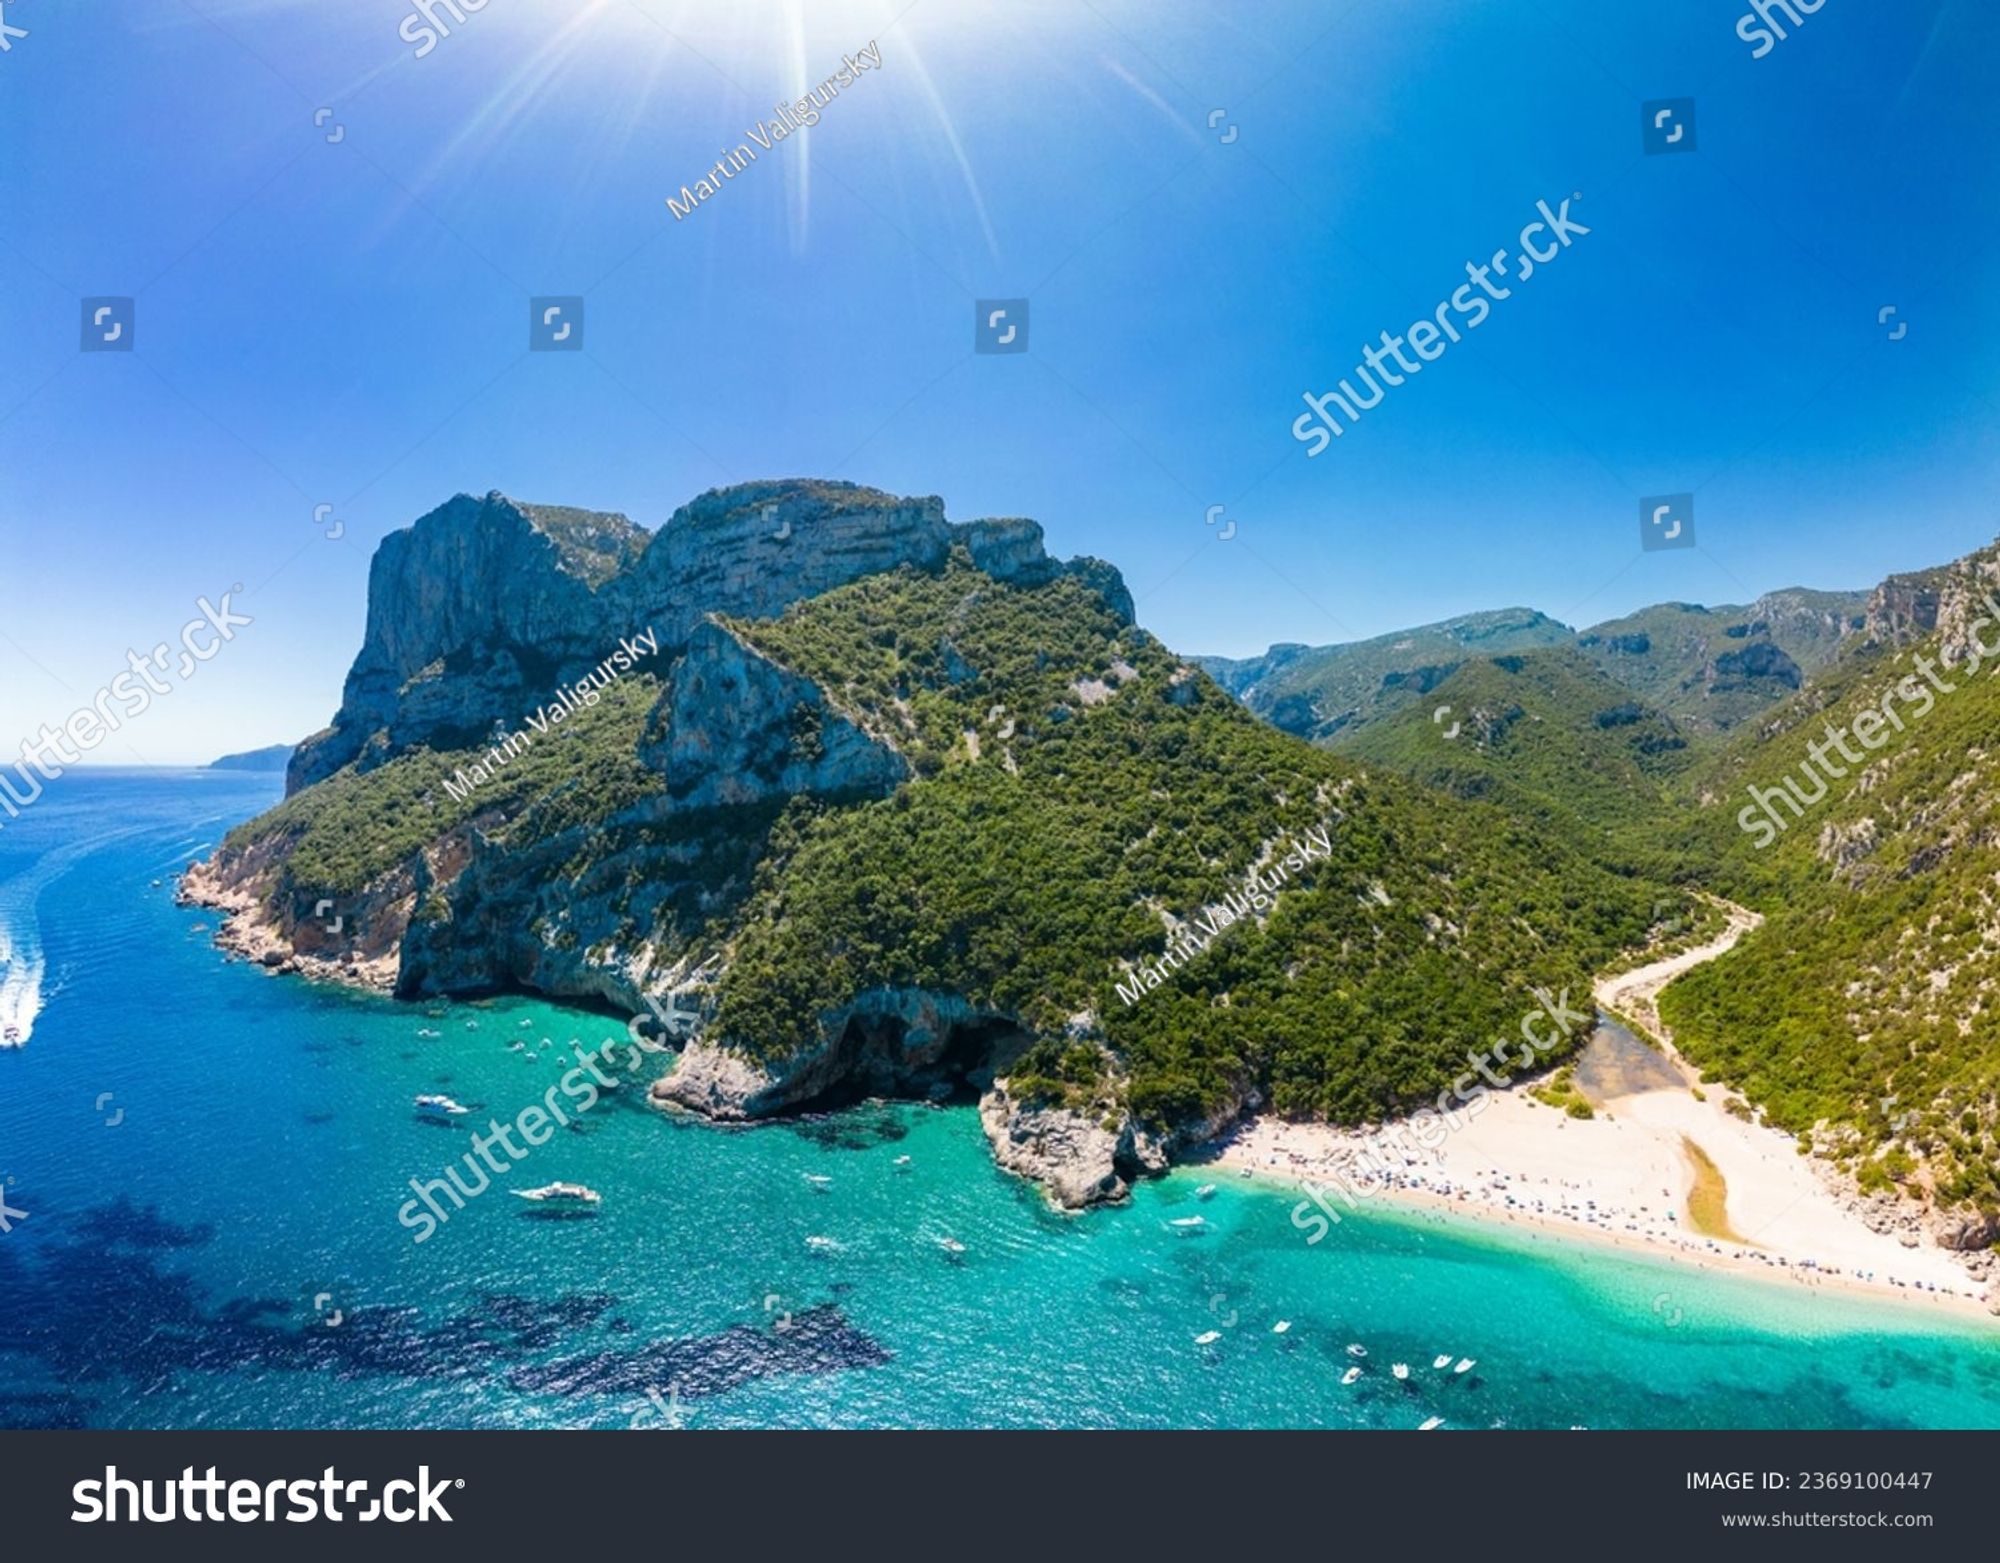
left=510, top=1182, right=600, bottom=1204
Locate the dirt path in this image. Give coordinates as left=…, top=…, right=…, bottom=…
left=1593, top=894, right=1763, bottom=1052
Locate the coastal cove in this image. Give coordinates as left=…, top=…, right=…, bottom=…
left=3, top=772, right=1999, bottom=1430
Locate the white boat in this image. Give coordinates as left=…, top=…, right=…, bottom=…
left=1392, top=1363, right=1410, bottom=1380
left=1194, top=1183, right=1216, bottom=1200
left=510, top=1182, right=600, bottom=1204
left=416, top=1028, right=440, bottom=1038
left=1418, top=1416, right=1444, bottom=1430
left=414, top=1094, right=469, bottom=1117
left=1340, top=1366, right=1362, bottom=1384
left=803, top=1173, right=833, bottom=1189
left=1453, top=1358, right=1476, bottom=1374
left=1168, top=1216, right=1206, bottom=1232
left=1272, top=1320, right=1291, bottom=1334
left=464, top=1020, right=478, bottom=1030
left=1346, top=1343, right=1367, bottom=1358
left=1195, top=1330, right=1221, bottom=1346
left=938, top=1237, right=966, bottom=1255
left=518, top=1018, right=534, bottom=1028
left=805, top=1235, right=842, bottom=1253
left=1433, top=1354, right=1453, bottom=1369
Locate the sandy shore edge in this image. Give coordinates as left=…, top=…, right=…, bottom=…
left=1202, top=898, right=1996, bottom=1327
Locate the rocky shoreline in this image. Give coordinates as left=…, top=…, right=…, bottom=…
left=178, top=857, right=400, bottom=992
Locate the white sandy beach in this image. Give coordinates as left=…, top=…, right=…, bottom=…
left=1212, top=901, right=1997, bottom=1323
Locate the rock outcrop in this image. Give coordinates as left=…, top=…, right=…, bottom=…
left=978, top=1084, right=1132, bottom=1208
left=289, top=480, right=1132, bottom=795
left=290, top=493, right=650, bottom=790
left=642, top=621, right=909, bottom=810
left=652, top=988, right=1029, bottom=1119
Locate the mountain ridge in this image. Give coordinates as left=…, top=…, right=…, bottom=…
left=1200, top=587, right=1871, bottom=746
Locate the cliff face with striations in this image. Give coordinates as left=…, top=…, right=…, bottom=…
left=642, top=621, right=911, bottom=811
left=289, top=493, right=652, bottom=790
left=289, top=482, right=1108, bottom=795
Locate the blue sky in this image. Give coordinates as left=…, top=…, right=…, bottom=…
left=1, top=0, right=1995, bottom=763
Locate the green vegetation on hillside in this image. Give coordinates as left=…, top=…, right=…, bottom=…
left=222, top=675, right=666, bottom=898
left=1571, top=590, right=1865, bottom=733
left=1659, top=624, right=2000, bottom=1214
left=1199, top=589, right=1868, bottom=751
left=1197, top=608, right=1571, bottom=743
left=1339, top=647, right=1693, bottom=875
left=716, top=556, right=1668, bottom=1129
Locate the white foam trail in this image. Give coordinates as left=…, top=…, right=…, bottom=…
left=0, top=823, right=152, bottom=1048
left=0, top=918, right=43, bottom=1048
left=0, top=875, right=49, bottom=1047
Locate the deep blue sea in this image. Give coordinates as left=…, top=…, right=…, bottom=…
left=2, top=771, right=1998, bottom=1429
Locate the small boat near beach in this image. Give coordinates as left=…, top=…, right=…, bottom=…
left=1392, top=1363, right=1410, bottom=1380
left=1167, top=1216, right=1206, bottom=1233
left=1195, top=1330, right=1222, bottom=1346
left=1194, top=1184, right=1216, bottom=1200
left=414, top=1094, right=469, bottom=1117
left=893, top=1155, right=912, bottom=1168
left=805, top=1235, right=842, bottom=1253
left=938, top=1236, right=966, bottom=1255
left=1418, top=1416, right=1444, bottom=1430
left=1340, top=1366, right=1362, bottom=1385
left=803, top=1173, right=833, bottom=1190
left=1453, top=1358, right=1476, bottom=1374
left=1272, top=1320, right=1291, bottom=1334
left=1433, top=1354, right=1453, bottom=1370
left=1346, top=1343, right=1367, bottom=1358
left=416, top=1028, right=440, bottom=1038
left=510, top=1182, right=600, bottom=1205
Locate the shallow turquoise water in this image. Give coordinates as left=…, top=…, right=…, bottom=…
left=1, top=771, right=1997, bottom=1429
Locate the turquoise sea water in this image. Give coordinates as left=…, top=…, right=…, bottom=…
left=2, top=771, right=1998, bottom=1429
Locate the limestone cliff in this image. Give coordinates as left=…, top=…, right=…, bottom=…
left=642, top=621, right=910, bottom=811
left=289, top=480, right=1130, bottom=796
